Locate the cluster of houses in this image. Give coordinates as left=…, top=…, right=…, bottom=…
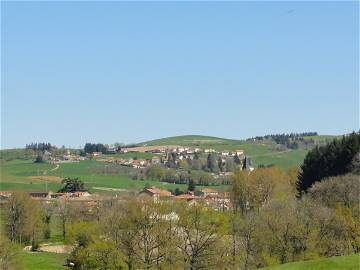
left=101, top=146, right=248, bottom=171
left=0, top=191, right=92, bottom=201
left=44, top=150, right=86, bottom=164
left=102, top=156, right=160, bottom=168
left=0, top=187, right=231, bottom=211
left=138, top=186, right=231, bottom=211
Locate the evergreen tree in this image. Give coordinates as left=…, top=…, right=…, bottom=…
left=34, top=154, right=44, bottom=163
left=188, top=179, right=195, bottom=192
left=207, top=154, right=218, bottom=172
left=298, top=132, right=360, bottom=193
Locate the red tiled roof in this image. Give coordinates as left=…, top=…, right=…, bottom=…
left=201, top=188, right=218, bottom=193
left=174, top=194, right=200, bottom=200
left=145, top=187, right=172, bottom=197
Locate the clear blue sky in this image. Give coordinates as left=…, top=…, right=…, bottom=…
left=1, top=1, right=358, bottom=148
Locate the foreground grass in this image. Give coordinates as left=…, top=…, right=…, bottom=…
left=19, top=250, right=359, bottom=270
left=21, top=251, right=67, bottom=270
left=261, top=253, right=360, bottom=270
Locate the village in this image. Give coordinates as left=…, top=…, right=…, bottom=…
left=0, top=144, right=254, bottom=213
left=0, top=185, right=231, bottom=212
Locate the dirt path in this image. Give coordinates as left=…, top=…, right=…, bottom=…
left=24, top=243, right=72, bottom=254
left=42, top=164, right=60, bottom=175
left=93, top=187, right=127, bottom=192
left=49, top=164, right=60, bottom=172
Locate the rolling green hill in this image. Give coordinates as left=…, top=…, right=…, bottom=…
left=140, top=134, right=316, bottom=169
left=139, top=134, right=340, bottom=169
left=0, top=134, right=340, bottom=193
left=139, top=134, right=243, bottom=147
left=260, top=253, right=360, bottom=270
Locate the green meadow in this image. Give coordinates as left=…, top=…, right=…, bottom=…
left=260, top=254, right=360, bottom=270
left=19, top=249, right=360, bottom=270
left=0, top=159, right=190, bottom=193
left=21, top=252, right=68, bottom=270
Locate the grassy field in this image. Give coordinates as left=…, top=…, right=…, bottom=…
left=140, top=135, right=243, bottom=147
left=0, top=159, right=200, bottom=193
left=18, top=250, right=359, bottom=270
left=260, top=254, right=360, bottom=270
left=21, top=251, right=68, bottom=270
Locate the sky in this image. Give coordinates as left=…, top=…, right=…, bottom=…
left=1, top=1, right=359, bottom=149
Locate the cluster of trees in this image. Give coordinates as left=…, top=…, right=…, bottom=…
left=84, top=143, right=108, bottom=154
left=2, top=166, right=359, bottom=270
left=2, top=192, right=92, bottom=254
left=251, top=132, right=318, bottom=142
left=66, top=199, right=228, bottom=270
left=57, top=168, right=359, bottom=270
left=249, top=132, right=318, bottom=149
left=58, top=178, right=87, bottom=193
left=25, top=142, right=55, bottom=151
left=165, top=153, right=242, bottom=173
left=298, top=132, right=360, bottom=192
left=4, top=191, right=47, bottom=251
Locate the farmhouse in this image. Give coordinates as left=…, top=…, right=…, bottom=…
left=205, top=192, right=232, bottom=211
left=138, top=187, right=172, bottom=202
left=91, top=152, right=102, bottom=157
left=174, top=193, right=201, bottom=205
left=151, top=156, right=161, bottom=164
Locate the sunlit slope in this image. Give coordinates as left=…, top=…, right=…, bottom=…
left=260, top=254, right=360, bottom=270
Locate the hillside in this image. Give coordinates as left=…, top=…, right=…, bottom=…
left=0, top=134, right=341, bottom=193
left=139, top=134, right=338, bottom=169
left=260, top=253, right=360, bottom=270
left=139, top=135, right=243, bottom=147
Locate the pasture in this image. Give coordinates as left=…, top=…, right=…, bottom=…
left=0, top=159, right=191, bottom=193
left=260, top=254, right=360, bottom=270
left=21, top=251, right=68, bottom=270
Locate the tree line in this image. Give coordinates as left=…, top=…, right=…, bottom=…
left=298, top=132, right=360, bottom=192
left=84, top=143, right=108, bottom=154
left=249, top=132, right=318, bottom=149
left=25, top=142, right=55, bottom=151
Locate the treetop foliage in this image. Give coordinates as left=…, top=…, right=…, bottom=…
left=58, top=178, right=87, bottom=193
left=25, top=142, right=54, bottom=151
left=298, top=132, right=360, bottom=193
left=84, top=143, right=107, bottom=154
